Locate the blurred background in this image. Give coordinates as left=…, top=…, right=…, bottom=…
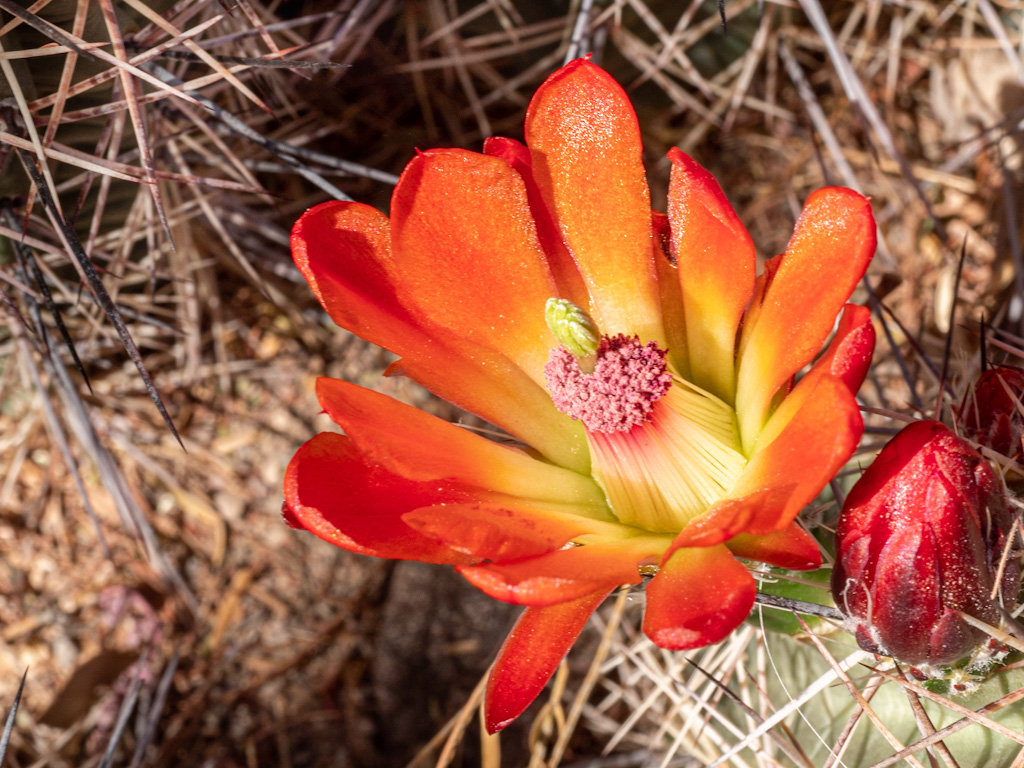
left=1, top=1, right=1023, bottom=766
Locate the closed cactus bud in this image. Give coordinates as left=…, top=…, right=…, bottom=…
left=957, top=365, right=1024, bottom=465
left=832, top=420, right=1020, bottom=666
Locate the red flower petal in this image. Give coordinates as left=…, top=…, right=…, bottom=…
left=292, top=200, right=411, bottom=347
left=652, top=211, right=690, bottom=379
left=292, top=201, right=587, bottom=470
left=285, top=380, right=614, bottom=566
left=754, top=303, right=875, bottom=451
left=403, top=503, right=602, bottom=562
left=814, top=303, right=876, bottom=394
left=284, top=432, right=474, bottom=564
left=483, top=136, right=590, bottom=309
left=666, top=489, right=779, bottom=549
left=731, top=373, right=862, bottom=534
left=735, top=254, right=782, bottom=365
left=525, top=59, right=663, bottom=344
left=390, top=148, right=559, bottom=384
left=735, top=188, right=875, bottom=449
left=667, top=148, right=755, bottom=402
left=643, top=545, right=756, bottom=650
left=315, top=378, right=607, bottom=509
left=725, top=523, right=822, bottom=570
left=485, top=588, right=611, bottom=733
left=457, top=537, right=664, bottom=606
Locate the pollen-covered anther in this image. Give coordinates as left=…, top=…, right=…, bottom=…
left=545, top=334, right=672, bottom=433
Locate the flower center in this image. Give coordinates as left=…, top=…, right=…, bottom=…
left=545, top=334, right=672, bottom=433
left=545, top=333, right=747, bottom=533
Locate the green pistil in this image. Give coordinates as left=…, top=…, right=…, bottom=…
left=545, top=298, right=599, bottom=359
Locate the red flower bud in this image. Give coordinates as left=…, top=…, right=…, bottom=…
left=831, top=420, right=1020, bottom=666
left=957, top=365, right=1024, bottom=465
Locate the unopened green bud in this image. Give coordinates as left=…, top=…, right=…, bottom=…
left=545, top=298, right=599, bottom=358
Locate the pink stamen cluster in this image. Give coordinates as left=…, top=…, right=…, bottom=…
left=545, top=334, right=672, bottom=433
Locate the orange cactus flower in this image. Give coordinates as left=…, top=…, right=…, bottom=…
left=284, top=58, right=877, bottom=733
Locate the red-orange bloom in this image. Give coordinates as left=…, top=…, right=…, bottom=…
left=285, top=58, right=877, bottom=732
